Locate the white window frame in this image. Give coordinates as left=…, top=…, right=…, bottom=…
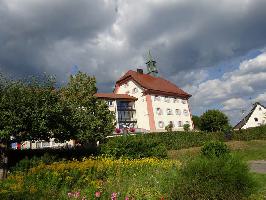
left=175, top=109, right=181, bottom=115
left=158, top=121, right=164, bottom=128
left=166, top=108, right=173, bottom=115
left=154, top=95, right=161, bottom=101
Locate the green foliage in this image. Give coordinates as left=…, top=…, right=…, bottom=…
left=232, top=125, right=266, bottom=141
left=10, top=153, right=58, bottom=172
left=0, top=157, right=180, bottom=199
left=165, top=122, right=173, bottom=132
left=0, top=75, right=72, bottom=143
left=173, top=155, right=256, bottom=200
left=183, top=123, right=190, bottom=132
left=101, top=135, right=167, bottom=158
left=201, top=141, right=230, bottom=158
left=200, top=109, right=230, bottom=132
left=61, top=72, right=115, bottom=144
left=192, top=115, right=201, bottom=130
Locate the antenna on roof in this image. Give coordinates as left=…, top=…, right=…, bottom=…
left=145, top=50, right=158, bottom=77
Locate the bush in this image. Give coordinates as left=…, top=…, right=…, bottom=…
left=10, top=153, right=58, bottom=172
left=200, top=109, right=229, bottom=132
left=173, top=155, right=256, bottom=200
left=183, top=124, right=190, bottom=132
left=201, top=141, right=230, bottom=158
left=100, top=135, right=167, bottom=158
left=165, top=122, right=174, bottom=132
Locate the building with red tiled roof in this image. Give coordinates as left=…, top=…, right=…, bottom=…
left=98, top=54, right=194, bottom=132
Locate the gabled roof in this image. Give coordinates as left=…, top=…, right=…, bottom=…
left=234, top=102, right=266, bottom=129
left=95, top=93, right=137, bottom=101
left=116, top=70, right=191, bottom=98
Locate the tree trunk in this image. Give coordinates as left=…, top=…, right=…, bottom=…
left=0, top=143, right=8, bottom=180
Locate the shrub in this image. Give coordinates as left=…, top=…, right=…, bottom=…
left=183, top=124, right=190, bottom=132
left=165, top=122, right=174, bottom=132
left=173, top=155, right=256, bottom=200
left=10, top=153, right=58, bottom=172
left=200, top=109, right=229, bottom=132
left=201, top=141, right=230, bottom=158
left=100, top=135, right=167, bottom=158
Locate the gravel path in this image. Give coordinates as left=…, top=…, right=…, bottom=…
left=249, top=160, right=266, bottom=174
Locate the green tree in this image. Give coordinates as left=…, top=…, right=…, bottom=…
left=192, top=115, right=201, bottom=130
left=0, top=75, right=71, bottom=179
left=61, top=72, right=115, bottom=145
left=200, top=109, right=229, bottom=132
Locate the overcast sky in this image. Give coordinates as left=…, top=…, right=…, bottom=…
left=1, top=0, right=266, bottom=125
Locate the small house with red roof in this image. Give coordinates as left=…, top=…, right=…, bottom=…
left=96, top=53, right=194, bottom=132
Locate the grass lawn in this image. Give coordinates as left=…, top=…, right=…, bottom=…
left=168, top=140, right=266, bottom=199
left=168, top=140, right=266, bottom=161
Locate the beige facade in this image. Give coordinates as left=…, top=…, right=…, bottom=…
left=114, top=78, right=193, bottom=132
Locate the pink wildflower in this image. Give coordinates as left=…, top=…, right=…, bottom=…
left=67, top=192, right=73, bottom=198
left=125, top=196, right=129, bottom=200
left=111, top=192, right=117, bottom=200
left=95, top=191, right=101, bottom=198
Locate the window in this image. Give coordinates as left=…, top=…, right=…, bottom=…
left=178, top=121, right=183, bottom=127
left=181, top=100, right=186, bottom=104
left=173, top=98, right=179, bottom=103
left=132, top=87, right=138, bottom=94
left=169, top=121, right=174, bottom=127
left=183, top=109, right=189, bottom=116
left=254, top=118, right=258, bottom=122
left=166, top=108, right=173, bottom=115
left=107, top=100, right=114, bottom=107
left=259, top=107, right=262, bottom=111
left=124, top=82, right=129, bottom=88
left=154, top=95, right=161, bottom=101
left=156, top=108, right=163, bottom=115
left=158, top=121, right=164, bottom=128
left=175, top=109, right=181, bottom=115
left=164, top=96, right=170, bottom=103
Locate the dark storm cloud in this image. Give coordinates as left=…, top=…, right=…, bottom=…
left=0, top=0, right=116, bottom=76
left=119, top=0, right=266, bottom=77
left=1, top=0, right=266, bottom=89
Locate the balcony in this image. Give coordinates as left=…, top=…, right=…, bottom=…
left=117, top=105, right=135, bottom=111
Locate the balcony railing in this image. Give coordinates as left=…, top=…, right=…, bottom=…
left=117, top=105, right=135, bottom=111
left=118, top=118, right=137, bottom=123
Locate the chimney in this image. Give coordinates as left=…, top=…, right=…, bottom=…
left=137, top=68, right=143, bottom=74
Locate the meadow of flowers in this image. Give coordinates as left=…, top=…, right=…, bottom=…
left=0, top=157, right=181, bottom=200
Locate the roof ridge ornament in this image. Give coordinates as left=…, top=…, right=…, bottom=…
left=146, top=50, right=159, bottom=77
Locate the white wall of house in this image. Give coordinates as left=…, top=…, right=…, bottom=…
left=115, top=80, right=193, bottom=131
left=152, top=95, right=193, bottom=131
left=115, top=80, right=151, bottom=130
left=243, top=105, right=266, bottom=129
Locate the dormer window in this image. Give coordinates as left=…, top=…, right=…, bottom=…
left=182, top=100, right=186, bottom=104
